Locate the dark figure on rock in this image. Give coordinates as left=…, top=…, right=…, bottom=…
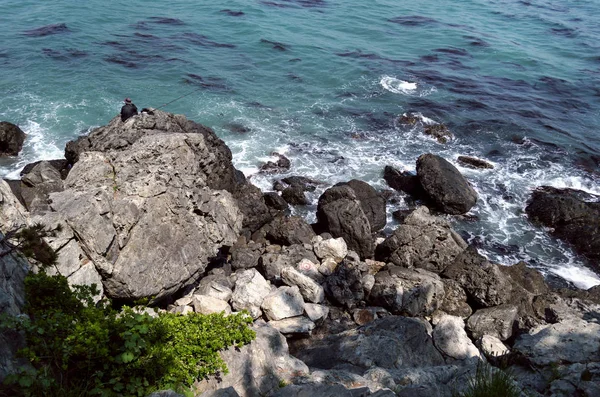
left=120, top=98, right=138, bottom=122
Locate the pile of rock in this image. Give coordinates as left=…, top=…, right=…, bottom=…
left=1, top=111, right=600, bottom=397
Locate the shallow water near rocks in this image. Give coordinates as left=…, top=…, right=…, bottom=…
left=1, top=0, right=599, bottom=288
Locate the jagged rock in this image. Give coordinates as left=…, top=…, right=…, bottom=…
left=263, top=215, right=316, bottom=246
left=525, top=186, right=600, bottom=267
left=499, top=261, right=548, bottom=296
left=439, top=279, right=472, bottom=318
left=195, top=274, right=234, bottom=302
left=260, top=244, right=319, bottom=281
left=423, top=124, right=453, bottom=144
left=514, top=319, right=600, bottom=366
left=0, top=181, right=29, bottom=231
left=416, top=154, right=478, bottom=215
left=260, top=153, right=291, bottom=174
left=263, top=192, right=288, bottom=211
left=269, top=316, right=315, bottom=336
left=337, top=179, right=386, bottom=232
left=282, top=185, right=309, bottom=205
left=230, top=240, right=263, bottom=270
left=383, top=166, right=426, bottom=199
left=148, top=390, right=186, bottom=397
left=293, top=316, right=445, bottom=371
left=281, top=266, right=324, bottom=303
left=233, top=182, right=273, bottom=237
left=195, top=320, right=309, bottom=397
left=261, top=286, right=305, bottom=321
left=318, top=257, right=338, bottom=276
left=316, top=185, right=374, bottom=259
left=375, top=206, right=467, bottom=273
left=369, top=266, right=445, bottom=317
left=324, top=261, right=365, bottom=309
left=231, top=269, right=271, bottom=319
left=192, top=295, right=231, bottom=315
left=442, top=247, right=513, bottom=308
left=313, top=236, right=347, bottom=263
left=433, top=314, right=481, bottom=362
left=466, top=304, right=519, bottom=341
left=304, top=302, right=329, bottom=324
left=0, top=121, right=26, bottom=156
left=457, top=156, right=494, bottom=169
left=20, top=161, right=64, bottom=213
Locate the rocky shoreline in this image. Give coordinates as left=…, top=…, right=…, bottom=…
left=1, top=111, right=599, bottom=396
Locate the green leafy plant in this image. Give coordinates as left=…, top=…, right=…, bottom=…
left=1, top=271, right=255, bottom=397
left=453, top=361, right=521, bottom=397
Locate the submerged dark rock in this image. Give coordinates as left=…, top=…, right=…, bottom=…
left=457, top=155, right=494, bottom=169
left=24, top=23, right=70, bottom=37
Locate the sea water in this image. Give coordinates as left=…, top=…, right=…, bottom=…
left=1, top=0, right=599, bottom=288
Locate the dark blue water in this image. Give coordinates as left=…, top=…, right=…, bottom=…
left=1, top=0, right=599, bottom=287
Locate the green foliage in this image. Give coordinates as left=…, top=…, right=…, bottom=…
left=0, top=223, right=60, bottom=267
left=453, top=361, right=521, bottom=397
left=1, top=271, right=255, bottom=397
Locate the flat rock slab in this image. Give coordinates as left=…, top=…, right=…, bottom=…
left=514, top=319, right=600, bottom=366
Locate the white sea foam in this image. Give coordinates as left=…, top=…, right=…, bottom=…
left=380, top=76, right=417, bottom=95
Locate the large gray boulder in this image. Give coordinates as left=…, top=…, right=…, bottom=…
left=432, top=314, right=481, bottom=362
left=416, top=154, right=478, bottom=215
left=525, top=186, right=600, bottom=269
left=0, top=121, right=26, bottom=156
left=37, top=111, right=247, bottom=302
left=368, top=266, right=445, bottom=317
left=375, top=206, right=467, bottom=273
left=316, top=185, right=374, bottom=259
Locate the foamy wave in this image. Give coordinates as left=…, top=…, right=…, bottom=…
left=380, top=76, right=417, bottom=94
left=548, top=264, right=600, bottom=290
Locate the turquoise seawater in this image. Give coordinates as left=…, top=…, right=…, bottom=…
left=1, top=0, right=599, bottom=287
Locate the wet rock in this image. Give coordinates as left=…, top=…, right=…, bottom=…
left=457, top=155, right=494, bottom=169
left=282, top=185, right=309, bottom=205
left=416, top=153, right=478, bottom=215
left=423, top=124, right=453, bottom=144
left=525, top=186, right=600, bottom=267
left=279, top=175, right=321, bottom=192
left=375, top=206, right=467, bottom=273
left=383, top=166, right=426, bottom=199
left=369, top=266, right=445, bottom=317
left=260, top=153, right=291, bottom=174
left=263, top=192, right=288, bottom=211
left=316, top=185, right=374, bottom=259
left=0, top=121, right=26, bottom=156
